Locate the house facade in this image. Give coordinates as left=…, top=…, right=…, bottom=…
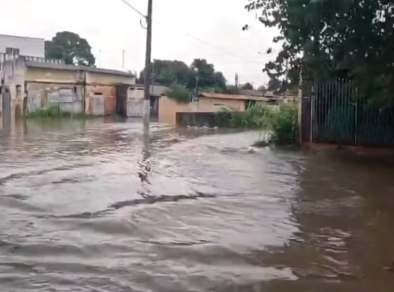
left=158, top=92, right=266, bottom=125
left=0, top=34, right=45, bottom=58
left=0, top=50, right=136, bottom=120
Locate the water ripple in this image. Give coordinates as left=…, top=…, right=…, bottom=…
left=1, top=119, right=394, bottom=291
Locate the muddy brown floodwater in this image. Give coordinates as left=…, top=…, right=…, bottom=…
left=1, top=118, right=394, bottom=291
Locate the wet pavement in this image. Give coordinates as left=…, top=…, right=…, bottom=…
left=1, top=118, right=394, bottom=291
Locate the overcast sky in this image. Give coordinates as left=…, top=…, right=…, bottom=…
left=4, top=0, right=279, bottom=87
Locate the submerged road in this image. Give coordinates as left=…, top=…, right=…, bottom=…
left=1, top=118, right=394, bottom=291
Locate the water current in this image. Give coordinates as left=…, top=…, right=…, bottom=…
left=1, top=118, right=394, bottom=291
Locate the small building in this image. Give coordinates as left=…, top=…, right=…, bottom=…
left=0, top=34, right=45, bottom=58
left=158, top=91, right=267, bottom=125
left=0, top=50, right=136, bottom=119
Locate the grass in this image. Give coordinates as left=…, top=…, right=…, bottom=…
left=215, top=104, right=298, bottom=146
left=26, top=105, right=90, bottom=119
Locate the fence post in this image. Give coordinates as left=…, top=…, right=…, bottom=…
left=310, top=93, right=314, bottom=143
left=297, top=65, right=303, bottom=145
left=355, top=99, right=358, bottom=145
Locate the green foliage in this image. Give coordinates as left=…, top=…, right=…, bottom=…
left=264, top=105, right=298, bottom=146
left=45, top=31, right=95, bottom=66
left=165, top=84, right=191, bottom=103
left=26, top=105, right=89, bottom=119
left=245, top=0, right=394, bottom=103
left=217, top=85, right=239, bottom=94
left=241, top=82, right=254, bottom=90
left=216, top=105, right=267, bottom=129
left=216, top=104, right=298, bottom=145
left=268, top=77, right=286, bottom=93
left=138, top=58, right=227, bottom=91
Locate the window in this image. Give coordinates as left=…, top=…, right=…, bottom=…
left=16, top=85, right=21, bottom=99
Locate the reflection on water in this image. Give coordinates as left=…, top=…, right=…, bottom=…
left=1, top=118, right=394, bottom=291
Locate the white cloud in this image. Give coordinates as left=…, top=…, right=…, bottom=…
left=3, top=0, right=279, bottom=86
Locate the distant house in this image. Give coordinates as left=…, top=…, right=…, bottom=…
left=158, top=91, right=268, bottom=125
left=0, top=50, right=136, bottom=118
left=196, top=92, right=268, bottom=111
left=243, top=89, right=297, bottom=104
left=0, top=34, right=45, bottom=58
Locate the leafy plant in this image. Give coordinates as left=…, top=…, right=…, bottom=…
left=26, top=105, right=89, bottom=119
left=165, top=84, right=191, bottom=103
left=45, top=31, right=95, bottom=66
left=215, top=104, right=298, bottom=146
left=215, top=105, right=267, bottom=129
left=264, top=105, right=298, bottom=146
left=244, top=0, right=394, bottom=104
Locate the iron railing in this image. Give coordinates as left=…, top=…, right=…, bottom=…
left=301, top=79, right=394, bottom=147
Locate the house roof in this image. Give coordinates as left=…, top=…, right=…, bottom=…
left=0, top=34, right=44, bottom=41
left=198, top=92, right=266, bottom=101
left=25, top=61, right=135, bottom=77
left=241, top=89, right=265, bottom=97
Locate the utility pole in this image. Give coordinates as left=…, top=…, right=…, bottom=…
left=235, top=73, right=239, bottom=93
left=142, top=0, right=153, bottom=131
left=297, top=63, right=303, bottom=145
left=1, top=53, right=5, bottom=128
left=195, top=75, right=199, bottom=97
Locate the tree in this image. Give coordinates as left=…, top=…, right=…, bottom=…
left=45, top=31, right=95, bottom=66
left=244, top=0, right=394, bottom=103
left=165, top=84, right=191, bottom=103
left=221, top=85, right=238, bottom=94
left=138, top=58, right=227, bottom=92
left=257, top=85, right=267, bottom=92
left=241, top=82, right=254, bottom=90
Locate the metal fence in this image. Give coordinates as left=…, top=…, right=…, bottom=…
left=301, top=79, right=394, bottom=147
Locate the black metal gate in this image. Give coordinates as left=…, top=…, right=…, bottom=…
left=301, top=79, right=394, bottom=147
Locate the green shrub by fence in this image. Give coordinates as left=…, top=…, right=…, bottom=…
left=215, top=105, right=298, bottom=146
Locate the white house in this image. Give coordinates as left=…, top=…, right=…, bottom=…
left=0, top=34, right=45, bottom=58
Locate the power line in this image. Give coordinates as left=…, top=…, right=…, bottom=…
left=118, top=1, right=265, bottom=63
left=153, top=18, right=259, bottom=63
left=119, top=0, right=145, bottom=18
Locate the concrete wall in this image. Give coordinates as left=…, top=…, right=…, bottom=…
left=0, top=34, right=45, bottom=57
left=198, top=97, right=245, bottom=112
left=86, top=85, right=116, bottom=115
left=128, top=86, right=144, bottom=100
left=86, top=72, right=136, bottom=85
left=158, top=96, right=246, bottom=125
left=26, top=82, right=83, bottom=114
left=159, top=96, right=193, bottom=124
left=25, top=68, right=78, bottom=83
left=0, top=58, right=27, bottom=119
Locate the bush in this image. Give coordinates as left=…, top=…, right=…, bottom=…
left=215, top=105, right=267, bottom=128
left=26, top=105, right=63, bottom=118
left=264, top=105, right=298, bottom=145
left=165, top=84, right=191, bottom=103
left=215, top=104, right=298, bottom=146
left=26, top=105, right=89, bottom=119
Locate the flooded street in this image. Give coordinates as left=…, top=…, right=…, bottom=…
left=1, top=118, right=394, bottom=291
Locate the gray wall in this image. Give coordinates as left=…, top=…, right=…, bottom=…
left=0, top=34, right=45, bottom=58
